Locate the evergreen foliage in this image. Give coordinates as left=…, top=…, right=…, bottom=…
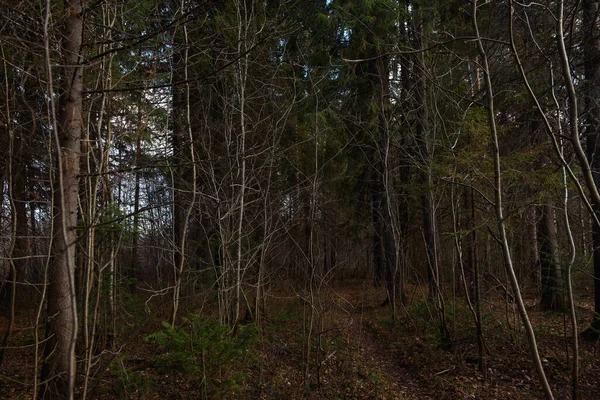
left=146, top=316, right=257, bottom=396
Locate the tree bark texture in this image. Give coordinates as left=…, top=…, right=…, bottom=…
left=538, top=204, right=563, bottom=311
left=40, top=1, right=83, bottom=397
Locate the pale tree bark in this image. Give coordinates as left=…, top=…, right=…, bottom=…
left=82, top=4, right=116, bottom=397
left=564, top=190, right=580, bottom=399
left=561, top=132, right=580, bottom=399
left=548, top=47, right=581, bottom=398
left=474, top=2, right=553, bottom=398
left=40, top=0, right=83, bottom=398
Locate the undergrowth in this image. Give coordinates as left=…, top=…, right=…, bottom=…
left=145, top=315, right=257, bottom=398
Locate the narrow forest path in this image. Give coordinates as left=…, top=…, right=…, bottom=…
left=352, top=316, right=435, bottom=400
left=340, top=285, right=441, bottom=400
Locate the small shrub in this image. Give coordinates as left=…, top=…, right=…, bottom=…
left=145, top=315, right=257, bottom=397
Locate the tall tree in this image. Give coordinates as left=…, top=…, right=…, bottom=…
left=170, top=0, right=196, bottom=326
left=477, top=1, right=553, bottom=397
left=335, top=0, right=401, bottom=305
left=40, top=0, right=84, bottom=397
left=538, top=203, right=563, bottom=311
left=413, top=2, right=449, bottom=339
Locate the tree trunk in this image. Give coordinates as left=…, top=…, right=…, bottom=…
left=530, top=205, right=540, bottom=292
left=470, top=188, right=486, bottom=374
left=479, top=2, right=553, bottom=397
left=538, top=204, right=563, bottom=311
left=414, top=6, right=448, bottom=340
left=40, top=0, right=83, bottom=397
left=371, top=184, right=385, bottom=287
left=130, top=107, right=142, bottom=293
left=171, top=47, right=187, bottom=322
left=170, top=8, right=196, bottom=325
left=414, top=10, right=438, bottom=301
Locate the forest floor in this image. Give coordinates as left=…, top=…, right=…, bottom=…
left=2, top=281, right=600, bottom=399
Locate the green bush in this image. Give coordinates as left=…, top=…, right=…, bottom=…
left=145, top=315, right=257, bottom=397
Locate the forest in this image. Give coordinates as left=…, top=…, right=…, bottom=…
left=2, top=0, right=600, bottom=398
